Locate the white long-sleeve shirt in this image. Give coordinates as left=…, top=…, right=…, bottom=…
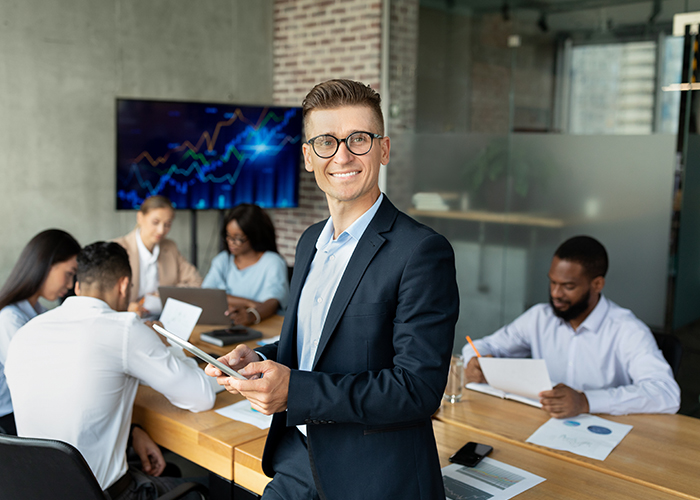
left=5, top=296, right=215, bottom=489
left=462, top=295, right=680, bottom=415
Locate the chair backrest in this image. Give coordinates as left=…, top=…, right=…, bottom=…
left=0, top=433, right=107, bottom=499
left=651, top=331, right=683, bottom=379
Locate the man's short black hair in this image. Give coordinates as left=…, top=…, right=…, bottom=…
left=77, top=242, right=132, bottom=291
left=554, top=236, right=608, bottom=279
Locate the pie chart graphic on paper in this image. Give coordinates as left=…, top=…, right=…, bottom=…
left=563, top=420, right=581, bottom=427
left=587, top=425, right=613, bottom=435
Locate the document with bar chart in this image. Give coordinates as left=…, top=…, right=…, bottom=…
left=442, top=458, right=545, bottom=500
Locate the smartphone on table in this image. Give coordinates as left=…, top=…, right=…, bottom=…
left=449, top=442, right=493, bottom=467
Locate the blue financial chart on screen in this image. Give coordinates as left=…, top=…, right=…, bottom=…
left=116, top=99, right=302, bottom=210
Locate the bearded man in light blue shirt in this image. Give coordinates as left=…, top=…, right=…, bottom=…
left=464, top=235, right=680, bottom=419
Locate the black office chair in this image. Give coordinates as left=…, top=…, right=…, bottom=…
left=0, top=434, right=206, bottom=500
left=651, top=331, right=683, bottom=379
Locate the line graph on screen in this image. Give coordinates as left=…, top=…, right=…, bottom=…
left=116, top=100, right=302, bottom=210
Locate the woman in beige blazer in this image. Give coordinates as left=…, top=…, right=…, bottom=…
left=113, top=196, right=202, bottom=316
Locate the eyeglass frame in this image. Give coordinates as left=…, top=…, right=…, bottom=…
left=225, top=234, right=248, bottom=245
left=305, top=131, right=384, bottom=159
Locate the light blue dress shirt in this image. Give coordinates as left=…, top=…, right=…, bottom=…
left=462, top=295, right=680, bottom=415
left=296, top=194, right=384, bottom=372
left=0, top=300, right=46, bottom=417
left=202, top=250, right=289, bottom=310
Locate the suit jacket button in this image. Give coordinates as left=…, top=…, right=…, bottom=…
left=304, top=419, right=311, bottom=424
left=312, top=420, right=320, bottom=425
left=328, top=420, right=335, bottom=424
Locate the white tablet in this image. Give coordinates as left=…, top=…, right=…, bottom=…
left=153, top=324, right=247, bottom=380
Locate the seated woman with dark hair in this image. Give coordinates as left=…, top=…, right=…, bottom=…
left=0, top=229, right=81, bottom=435
left=202, top=204, right=289, bottom=326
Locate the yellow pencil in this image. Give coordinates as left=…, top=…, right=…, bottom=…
left=466, top=336, right=481, bottom=357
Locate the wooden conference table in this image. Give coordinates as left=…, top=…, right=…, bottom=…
left=131, top=316, right=283, bottom=490
left=134, top=318, right=700, bottom=499
left=435, top=389, right=700, bottom=500
left=232, top=419, right=686, bottom=499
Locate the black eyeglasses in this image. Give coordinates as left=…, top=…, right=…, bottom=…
left=226, top=234, right=248, bottom=245
left=306, top=131, right=383, bottom=159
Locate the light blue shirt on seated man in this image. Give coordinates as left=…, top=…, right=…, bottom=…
left=462, top=295, right=680, bottom=415
left=202, top=250, right=289, bottom=310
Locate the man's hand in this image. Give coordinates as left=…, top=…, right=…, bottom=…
left=539, top=383, right=589, bottom=418
left=464, top=355, right=491, bottom=383
left=226, top=306, right=253, bottom=326
left=222, top=360, right=291, bottom=415
left=128, top=301, right=149, bottom=318
left=204, top=344, right=262, bottom=393
left=131, top=426, right=165, bottom=477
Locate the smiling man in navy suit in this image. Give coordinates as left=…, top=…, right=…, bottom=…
left=207, top=79, right=459, bottom=500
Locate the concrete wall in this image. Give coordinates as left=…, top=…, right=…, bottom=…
left=0, top=0, right=274, bottom=296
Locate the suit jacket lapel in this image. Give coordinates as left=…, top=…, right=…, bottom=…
left=312, top=197, right=398, bottom=369
left=278, top=222, right=323, bottom=368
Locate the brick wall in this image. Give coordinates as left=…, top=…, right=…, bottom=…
left=385, top=0, right=419, bottom=211
left=268, top=0, right=383, bottom=264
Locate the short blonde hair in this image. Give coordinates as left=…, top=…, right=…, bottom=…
left=139, top=195, right=174, bottom=214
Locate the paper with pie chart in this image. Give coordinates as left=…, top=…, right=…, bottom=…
left=526, top=414, right=633, bottom=460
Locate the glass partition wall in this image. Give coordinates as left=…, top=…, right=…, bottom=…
left=386, top=0, right=700, bottom=354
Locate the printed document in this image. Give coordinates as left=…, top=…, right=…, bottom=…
left=526, top=414, right=632, bottom=460
left=466, top=358, right=552, bottom=407
left=159, top=298, right=202, bottom=342
left=215, top=400, right=272, bottom=429
left=442, top=458, right=545, bottom=500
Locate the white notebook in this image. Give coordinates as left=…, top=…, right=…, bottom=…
left=466, top=358, right=552, bottom=408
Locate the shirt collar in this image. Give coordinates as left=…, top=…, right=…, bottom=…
left=135, top=228, right=160, bottom=263
left=62, top=295, right=114, bottom=312
left=576, top=294, right=609, bottom=333
left=316, top=193, right=384, bottom=250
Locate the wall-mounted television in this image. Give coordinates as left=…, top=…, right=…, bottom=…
left=116, top=98, right=302, bottom=210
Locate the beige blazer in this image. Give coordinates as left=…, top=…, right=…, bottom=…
left=113, top=229, right=203, bottom=303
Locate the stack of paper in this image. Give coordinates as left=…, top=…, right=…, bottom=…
left=412, top=192, right=449, bottom=211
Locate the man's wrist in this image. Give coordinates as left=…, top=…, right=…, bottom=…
left=128, top=423, right=143, bottom=448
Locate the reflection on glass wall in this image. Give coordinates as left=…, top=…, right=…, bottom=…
left=387, top=0, right=696, bottom=352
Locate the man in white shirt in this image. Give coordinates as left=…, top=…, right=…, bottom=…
left=5, top=241, right=215, bottom=499
left=463, top=235, right=680, bottom=418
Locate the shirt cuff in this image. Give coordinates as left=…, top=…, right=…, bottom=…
left=255, top=350, right=267, bottom=361
left=583, top=389, right=611, bottom=414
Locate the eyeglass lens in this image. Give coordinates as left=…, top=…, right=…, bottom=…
left=226, top=235, right=247, bottom=244
left=311, top=132, right=375, bottom=158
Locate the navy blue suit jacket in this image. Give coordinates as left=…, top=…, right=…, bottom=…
left=257, top=197, right=459, bottom=499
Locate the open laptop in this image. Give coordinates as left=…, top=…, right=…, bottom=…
left=158, top=287, right=231, bottom=325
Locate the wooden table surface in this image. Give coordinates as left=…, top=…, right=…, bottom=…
left=435, top=389, right=700, bottom=499
left=433, top=419, right=687, bottom=500
left=132, top=316, right=283, bottom=481
left=232, top=420, right=686, bottom=499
